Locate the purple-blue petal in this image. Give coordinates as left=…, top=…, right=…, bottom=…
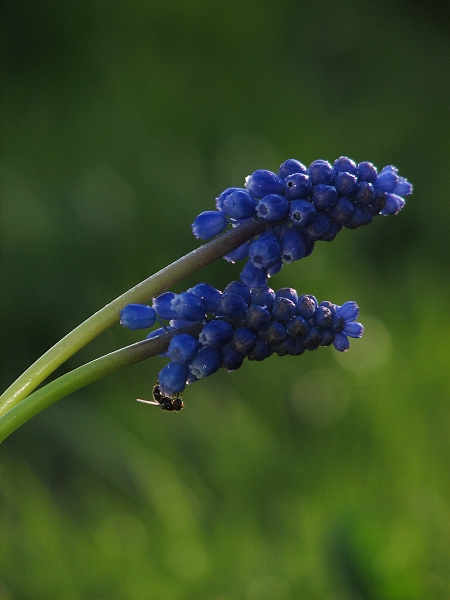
left=120, top=304, right=156, bottom=330
left=158, top=362, right=188, bottom=394
left=337, top=301, right=359, bottom=321
left=192, top=211, right=228, bottom=240
left=343, top=321, right=364, bottom=338
left=332, top=332, right=350, bottom=352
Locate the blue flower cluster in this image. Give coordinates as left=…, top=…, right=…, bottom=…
left=120, top=281, right=363, bottom=401
left=120, top=156, right=412, bottom=409
left=192, top=157, right=412, bottom=285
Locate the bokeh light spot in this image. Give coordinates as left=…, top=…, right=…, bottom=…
left=291, top=369, right=350, bottom=427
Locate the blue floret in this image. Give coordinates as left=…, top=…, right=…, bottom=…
left=171, top=292, right=207, bottom=322
left=239, top=261, right=269, bottom=288
left=335, top=172, right=359, bottom=197
left=276, top=288, right=298, bottom=304
left=333, top=332, right=350, bottom=352
left=245, top=304, right=272, bottom=331
left=357, top=161, right=378, bottom=183
left=312, top=184, right=338, bottom=210
left=303, top=211, right=332, bottom=240
left=284, top=173, right=312, bottom=199
left=392, top=177, right=413, bottom=196
left=289, top=199, right=317, bottom=227
left=120, top=304, right=156, bottom=330
left=256, top=194, right=289, bottom=221
left=271, top=297, right=296, bottom=322
left=248, top=339, right=273, bottom=361
left=278, top=158, right=307, bottom=179
left=187, top=283, right=222, bottom=313
left=374, top=166, right=399, bottom=192
left=221, top=189, right=257, bottom=220
left=328, top=198, right=355, bottom=226
left=257, top=320, right=287, bottom=346
left=190, top=346, right=222, bottom=379
left=337, top=301, right=359, bottom=321
left=245, top=169, right=285, bottom=198
left=167, top=334, right=199, bottom=364
left=250, top=285, right=275, bottom=310
left=215, top=187, right=241, bottom=211
left=281, top=229, right=306, bottom=263
left=223, top=281, right=251, bottom=304
left=231, top=327, right=258, bottom=355
left=152, top=292, right=178, bottom=320
left=301, top=325, right=322, bottom=350
left=313, top=305, right=333, bottom=329
left=381, top=193, right=406, bottom=215
left=248, top=232, right=282, bottom=269
left=334, top=156, right=358, bottom=175
left=297, top=295, right=318, bottom=320
left=217, top=292, right=248, bottom=319
left=199, top=319, right=234, bottom=347
left=355, top=182, right=376, bottom=206
left=308, top=160, right=335, bottom=185
left=192, top=210, right=228, bottom=240
left=286, top=315, right=309, bottom=339
left=221, top=344, right=245, bottom=371
left=158, top=362, right=189, bottom=395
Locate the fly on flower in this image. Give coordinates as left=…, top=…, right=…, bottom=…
left=137, top=383, right=184, bottom=412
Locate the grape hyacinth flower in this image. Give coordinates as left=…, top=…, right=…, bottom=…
left=0, top=154, right=412, bottom=442
left=191, top=155, right=412, bottom=284
left=118, top=155, right=411, bottom=409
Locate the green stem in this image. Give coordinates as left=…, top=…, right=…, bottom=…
left=0, top=323, right=203, bottom=443
left=0, top=218, right=267, bottom=416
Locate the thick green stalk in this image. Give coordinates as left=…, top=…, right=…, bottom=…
left=0, top=323, right=203, bottom=443
left=0, top=219, right=267, bottom=416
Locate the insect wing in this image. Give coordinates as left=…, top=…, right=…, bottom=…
left=137, top=398, right=161, bottom=406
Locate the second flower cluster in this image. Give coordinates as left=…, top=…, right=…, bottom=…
left=120, top=280, right=363, bottom=398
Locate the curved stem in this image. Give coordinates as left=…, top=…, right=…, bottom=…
left=0, top=219, right=267, bottom=416
left=0, top=323, right=203, bottom=443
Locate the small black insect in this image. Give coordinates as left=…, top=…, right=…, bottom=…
left=137, top=383, right=184, bottom=411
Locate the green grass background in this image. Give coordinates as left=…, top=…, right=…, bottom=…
left=1, top=1, right=449, bottom=598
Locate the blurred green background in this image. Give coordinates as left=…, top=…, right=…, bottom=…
left=1, top=1, right=449, bottom=598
